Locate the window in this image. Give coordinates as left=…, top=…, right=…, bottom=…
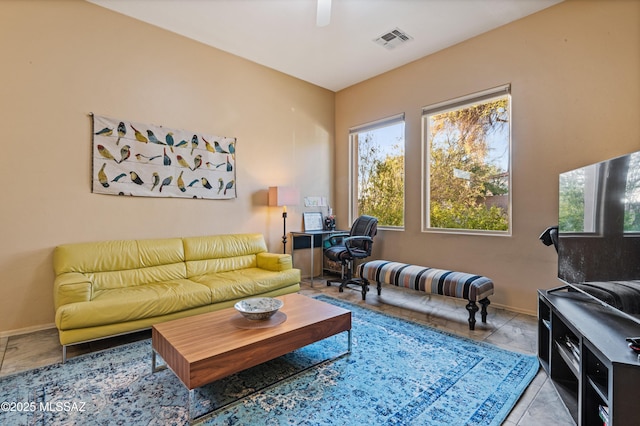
left=624, top=152, right=640, bottom=233
left=350, top=114, right=405, bottom=229
left=559, top=165, right=599, bottom=233
left=423, top=85, right=511, bottom=234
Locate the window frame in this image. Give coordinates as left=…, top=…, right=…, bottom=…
left=421, top=85, right=512, bottom=236
left=349, top=113, right=406, bottom=230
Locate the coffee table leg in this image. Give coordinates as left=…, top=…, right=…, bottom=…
left=189, top=389, right=195, bottom=423
left=347, top=329, right=352, bottom=353
left=151, top=350, right=167, bottom=373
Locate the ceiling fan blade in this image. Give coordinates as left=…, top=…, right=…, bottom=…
left=316, top=0, right=332, bottom=27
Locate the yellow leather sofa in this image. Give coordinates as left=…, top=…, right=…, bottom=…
left=53, top=233, right=300, bottom=360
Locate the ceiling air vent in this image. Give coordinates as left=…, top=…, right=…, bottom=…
left=373, top=27, right=413, bottom=50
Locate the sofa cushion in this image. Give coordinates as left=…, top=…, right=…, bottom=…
left=54, top=238, right=186, bottom=291
left=88, top=263, right=187, bottom=292
left=183, top=234, right=267, bottom=276
left=190, top=268, right=301, bottom=302
left=55, top=279, right=210, bottom=330
left=53, top=237, right=185, bottom=281
left=186, top=254, right=258, bottom=278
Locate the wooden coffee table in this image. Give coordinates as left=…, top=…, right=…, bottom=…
left=151, top=293, right=352, bottom=421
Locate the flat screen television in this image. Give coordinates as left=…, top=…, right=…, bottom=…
left=556, top=149, right=640, bottom=325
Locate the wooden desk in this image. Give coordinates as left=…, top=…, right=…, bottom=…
left=290, top=230, right=348, bottom=286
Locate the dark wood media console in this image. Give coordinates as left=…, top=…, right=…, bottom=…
left=538, top=288, right=640, bottom=425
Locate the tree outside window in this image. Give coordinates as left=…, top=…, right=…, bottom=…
left=624, top=153, right=640, bottom=232
left=559, top=166, right=596, bottom=233
left=423, top=86, right=511, bottom=234
left=350, top=116, right=404, bottom=228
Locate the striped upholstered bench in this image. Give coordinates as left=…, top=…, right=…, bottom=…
left=358, top=260, right=494, bottom=330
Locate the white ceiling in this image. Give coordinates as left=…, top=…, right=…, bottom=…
left=87, top=0, right=563, bottom=92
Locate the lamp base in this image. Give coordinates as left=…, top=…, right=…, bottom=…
left=281, top=211, right=287, bottom=254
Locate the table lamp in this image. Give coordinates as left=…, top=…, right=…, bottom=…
left=268, top=186, right=299, bottom=253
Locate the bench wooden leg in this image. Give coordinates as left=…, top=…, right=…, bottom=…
left=466, top=298, right=491, bottom=330
left=479, top=298, right=490, bottom=323
left=361, top=279, right=369, bottom=300
left=360, top=280, right=380, bottom=301
left=338, top=278, right=370, bottom=300
left=466, top=301, right=479, bottom=330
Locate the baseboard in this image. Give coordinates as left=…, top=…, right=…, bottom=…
left=490, top=301, right=536, bottom=317
left=0, top=323, right=56, bottom=338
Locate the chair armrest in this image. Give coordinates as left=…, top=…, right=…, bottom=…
left=343, top=236, right=373, bottom=245
left=54, top=272, right=92, bottom=310
left=330, top=232, right=350, bottom=239
left=327, top=232, right=350, bottom=246
left=344, top=236, right=374, bottom=257
left=256, top=252, right=292, bottom=272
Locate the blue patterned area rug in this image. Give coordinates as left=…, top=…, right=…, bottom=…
left=0, top=295, right=538, bottom=425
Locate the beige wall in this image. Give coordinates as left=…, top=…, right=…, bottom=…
left=335, top=0, right=640, bottom=314
left=0, top=0, right=334, bottom=334
left=2, top=0, right=637, bottom=335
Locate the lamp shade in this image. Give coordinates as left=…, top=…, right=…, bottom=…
left=268, top=186, right=299, bottom=208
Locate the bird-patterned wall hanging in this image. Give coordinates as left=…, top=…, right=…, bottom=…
left=91, top=114, right=236, bottom=200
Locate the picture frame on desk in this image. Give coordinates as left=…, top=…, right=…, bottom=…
left=303, top=212, right=324, bottom=232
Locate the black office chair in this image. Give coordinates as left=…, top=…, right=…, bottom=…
left=324, top=215, right=378, bottom=299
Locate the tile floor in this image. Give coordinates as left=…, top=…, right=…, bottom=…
left=0, top=279, right=574, bottom=425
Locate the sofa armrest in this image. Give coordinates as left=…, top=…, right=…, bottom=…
left=256, top=252, right=292, bottom=272
left=54, top=272, right=92, bottom=310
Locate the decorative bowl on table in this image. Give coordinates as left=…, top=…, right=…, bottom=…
left=234, top=297, right=284, bottom=320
